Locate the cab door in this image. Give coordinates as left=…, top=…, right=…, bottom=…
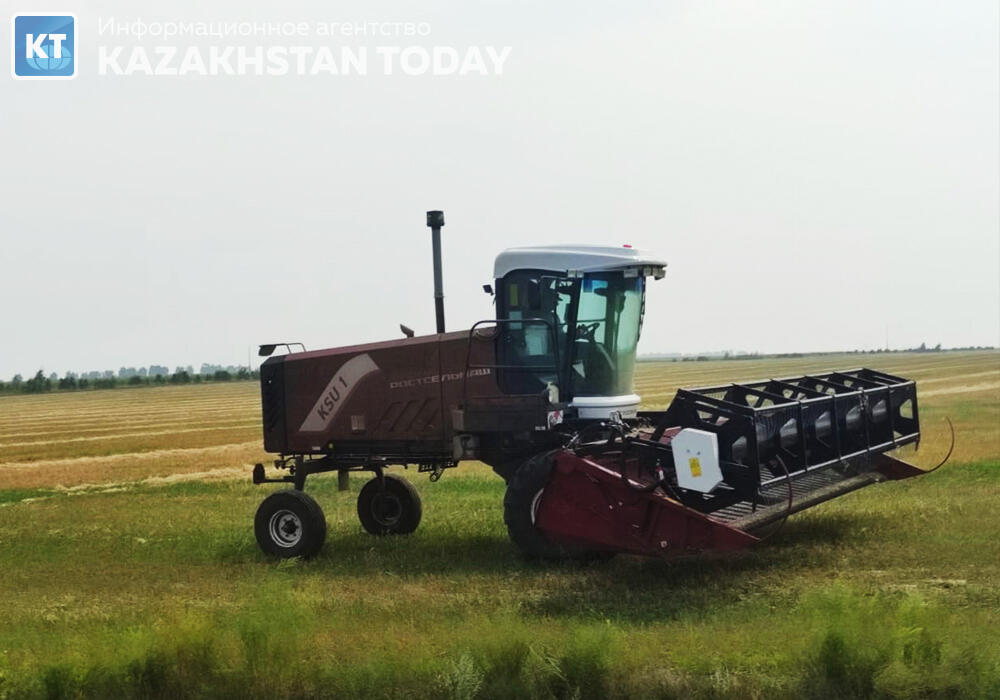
left=495, top=271, right=577, bottom=396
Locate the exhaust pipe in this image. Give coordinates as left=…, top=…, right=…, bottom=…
left=426, top=210, right=446, bottom=333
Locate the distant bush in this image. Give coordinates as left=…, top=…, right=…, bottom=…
left=23, top=370, right=51, bottom=394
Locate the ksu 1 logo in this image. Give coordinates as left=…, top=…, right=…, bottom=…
left=11, top=13, right=76, bottom=79
left=298, top=354, right=379, bottom=433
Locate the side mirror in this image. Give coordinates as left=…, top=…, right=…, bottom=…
left=482, top=284, right=494, bottom=295
left=400, top=324, right=415, bottom=338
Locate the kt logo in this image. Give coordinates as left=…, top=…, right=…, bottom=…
left=11, top=13, right=76, bottom=79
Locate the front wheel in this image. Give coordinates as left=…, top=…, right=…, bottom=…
left=357, top=474, right=422, bottom=535
left=254, top=490, right=327, bottom=558
left=504, top=451, right=609, bottom=561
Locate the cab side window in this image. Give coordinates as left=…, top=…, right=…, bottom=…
left=497, top=272, right=569, bottom=394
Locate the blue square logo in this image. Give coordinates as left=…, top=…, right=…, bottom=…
left=11, top=13, right=76, bottom=79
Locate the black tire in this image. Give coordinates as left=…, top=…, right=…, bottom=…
left=357, top=474, right=422, bottom=535
left=254, top=490, right=327, bottom=559
left=504, top=451, right=598, bottom=561
left=480, top=446, right=529, bottom=483
left=487, top=458, right=520, bottom=483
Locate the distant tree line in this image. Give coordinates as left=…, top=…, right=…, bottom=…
left=0, top=366, right=258, bottom=395
left=640, top=344, right=996, bottom=363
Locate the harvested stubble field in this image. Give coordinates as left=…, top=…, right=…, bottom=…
left=0, top=352, right=998, bottom=699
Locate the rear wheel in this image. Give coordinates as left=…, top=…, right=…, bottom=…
left=357, top=474, right=422, bottom=535
left=504, top=451, right=607, bottom=561
left=254, top=490, right=327, bottom=559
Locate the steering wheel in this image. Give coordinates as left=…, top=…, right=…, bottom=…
left=576, top=322, right=600, bottom=341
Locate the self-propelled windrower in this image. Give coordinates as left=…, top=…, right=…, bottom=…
left=250, top=211, right=940, bottom=560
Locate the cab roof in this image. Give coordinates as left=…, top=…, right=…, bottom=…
left=493, top=245, right=667, bottom=280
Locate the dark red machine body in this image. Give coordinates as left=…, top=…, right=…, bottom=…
left=262, top=332, right=497, bottom=454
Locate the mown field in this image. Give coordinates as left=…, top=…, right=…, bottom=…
left=0, top=352, right=997, bottom=699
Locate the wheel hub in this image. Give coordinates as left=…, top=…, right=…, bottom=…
left=370, top=492, right=403, bottom=527
left=268, top=509, right=303, bottom=548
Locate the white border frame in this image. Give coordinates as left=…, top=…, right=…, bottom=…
left=11, top=12, right=78, bottom=80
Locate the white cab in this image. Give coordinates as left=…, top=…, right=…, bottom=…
left=494, top=245, right=666, bottom=280
left=570, top=394, right=641, bottom=419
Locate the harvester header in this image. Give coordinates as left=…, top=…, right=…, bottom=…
left=249, top=211, right=934, bottom=561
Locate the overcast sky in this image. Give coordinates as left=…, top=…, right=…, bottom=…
left=1, top=0, right=997, bottom=379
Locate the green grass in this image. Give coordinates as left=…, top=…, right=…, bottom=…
left=0, top=352, right=998, bottom=698
left=1, top=464, right=998, bottom=699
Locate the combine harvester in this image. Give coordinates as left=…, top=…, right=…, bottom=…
left=251, top=211, right=939, bottom=560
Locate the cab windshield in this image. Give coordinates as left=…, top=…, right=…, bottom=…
left=496, top=270, right=645, bottom=398
left=571, top=273, right=644, bottom=396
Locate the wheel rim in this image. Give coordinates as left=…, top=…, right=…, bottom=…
left=268, top=509, right=303, bottom=548
left=530, top=489, right=545, bottom=526
left=370, top=492, right=403, bottom=527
